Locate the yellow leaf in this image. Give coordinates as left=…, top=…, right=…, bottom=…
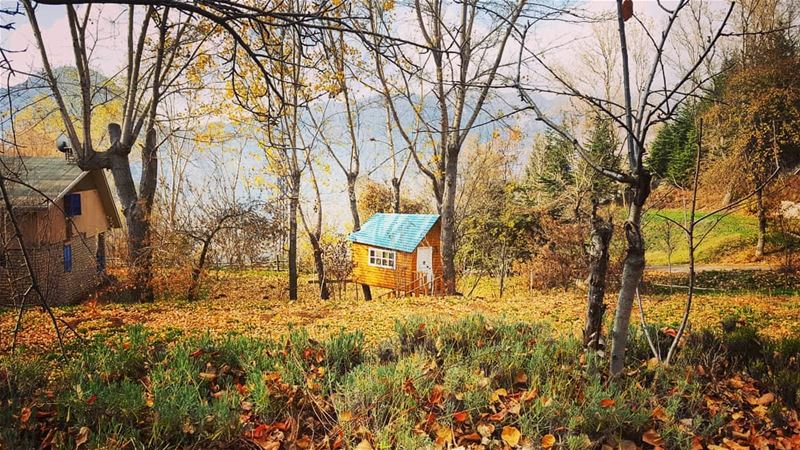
left=339, top=410, right=353, bottom=422
left=355, top=440, right=373, bottom=450
left=540, top=433, right=556, bottom=448
left=501, top=426, right=521, bottom=446
left=491, top=388, right=508, bottom=403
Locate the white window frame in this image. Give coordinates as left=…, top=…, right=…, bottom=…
left=368, top=247, right=396, bottom=269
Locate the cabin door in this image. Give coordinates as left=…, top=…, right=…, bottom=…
left=416, top=247, right=433, bottom=293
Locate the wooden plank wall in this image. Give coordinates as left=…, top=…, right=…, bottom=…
left=351, top=220, right=444, bottom=293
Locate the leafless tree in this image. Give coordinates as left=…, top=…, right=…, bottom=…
left=368, top=0, right=533, bottom=294
left=516, top=0, right=736, bottom=375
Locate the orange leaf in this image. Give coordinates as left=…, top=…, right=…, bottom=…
left=652, top=406, right=668, bottom=421
left=453, top=410, right=468, bottom=423
left=642, top=429, right=664, bottom=447
left=541, top=433, right=556, bottom=448
left=19, top=407, right=31, bottom=423
left=599, top=398, right=616, bottom=408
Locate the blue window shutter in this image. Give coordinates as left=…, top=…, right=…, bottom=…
left=63, top=244, right=73, bottom=273
left=64, top=193, right=82, bottom=216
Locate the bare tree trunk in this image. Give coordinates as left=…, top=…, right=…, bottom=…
left=188, top=238, right=211, bottom=301
left=441, top=146, right=459, bottom=294
left=392, top=177, right=401, bottom=213
left=584, top=209, right=613, bottom=350
left=610, top=176, right=650, bottom=375
left=756, top=188, right=767, bottom=258
left=309, top=236, right=330, bottom=300
left=288, top=172, right=300, bottom=301
left=110, top=128, right=158, bottom=302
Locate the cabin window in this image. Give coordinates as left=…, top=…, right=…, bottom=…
left=63, top=244, right=73, bottom=273
left=368, top=248, right=396, bottom=269
left=64, top=193, right=82, bottom=217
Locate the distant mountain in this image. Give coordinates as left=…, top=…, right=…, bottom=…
left=1, top=66, right=118, bottom=115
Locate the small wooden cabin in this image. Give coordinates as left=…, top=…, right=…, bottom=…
left=348, top=213, right=443, bottom=296
left=1, top=156, right=122, bottom=306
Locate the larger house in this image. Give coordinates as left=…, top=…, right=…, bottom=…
left=0, top=156, right=122, bottom=306
left=348, top=213, right=443, bottom=296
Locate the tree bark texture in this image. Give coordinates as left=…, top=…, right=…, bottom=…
left=584, top=214, right=613, bottom=349
left=310, top=236, right=330, bottom=300
left=440, top=146, right=459, bottom=295
left=756, top=188, right=767, bottom=258
left=610, top=174, right=651, bottom=376
left=288, top=172, right=300, bottom=301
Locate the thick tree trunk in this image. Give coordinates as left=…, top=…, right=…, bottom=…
left=609, top=176, right=650, bottom=376
left=107, top=128, right=157, bottom=302
left=440, top=147, right=459, bottom=295
left=288, top=173, right=300, bottom=301
left=584, top=212, right=613, bottom=350
left=188, top=238, right=211, bottom=301
left=310, top=236, right=330, bottom=300
left=756, top=188, right=766, bottom=258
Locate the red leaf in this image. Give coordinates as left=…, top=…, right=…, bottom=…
left=622, top=0, right=633, bottom=21
left=189, top=349, right=204, bottom=358
left=453, top=410, right=469, bottom=423
left=86, top=395, right=97, bottom=406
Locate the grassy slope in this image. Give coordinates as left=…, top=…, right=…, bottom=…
left=642, top=208, right=759, bottom=265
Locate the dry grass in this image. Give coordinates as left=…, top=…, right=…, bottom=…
left=2, top=269, right=799, bottom=354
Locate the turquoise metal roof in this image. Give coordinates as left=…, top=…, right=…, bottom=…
left=348, top=213, right=440, bottom=253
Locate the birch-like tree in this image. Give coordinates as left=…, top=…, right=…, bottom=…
left=516, top=0, right=736, bottom=375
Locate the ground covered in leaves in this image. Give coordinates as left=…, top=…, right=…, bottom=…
left=2, top=315, right=800, bottom=449
left=1, top=270, right=799, bottom=355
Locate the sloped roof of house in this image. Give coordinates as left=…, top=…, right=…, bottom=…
left=348, top=213, right=440, bottom=253
left=1, top=156, right=122, bottom=228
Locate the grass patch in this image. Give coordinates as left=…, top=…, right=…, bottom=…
left=642, top=209, right=759, bottom=265
left=2, top=316, right=799, bottom=449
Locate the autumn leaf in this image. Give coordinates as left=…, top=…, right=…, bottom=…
left=491, top=388, right=508, bottom=403
left=501, top=426, right=521, bottom=447
left=355, top=439, right=373, bottom=450
left=652, top=406, right=668, bottom=421
left=19, top=407, right=31, bottom=423
left=86, top=394, right=97, bottom=406
left=339, top=410, right=353, bottom=422
left=75, top=426, right=90, bottom=448
left=477, top=423, right=495, bottom=437
left=642, top=429, right=664, bottom=447
left=755, top=392, right=774, bottom=406
left=540, top=433, right=556, bottom=448
left=453, top=410, right=468, bottom=423
left=599, top=398, right=616, bottom=408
